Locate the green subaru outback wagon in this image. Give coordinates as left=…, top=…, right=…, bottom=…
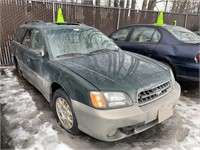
left=11, top=21, right=180, bottom=141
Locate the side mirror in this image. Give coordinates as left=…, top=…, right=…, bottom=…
left=39, top=49, right=45, bottom=57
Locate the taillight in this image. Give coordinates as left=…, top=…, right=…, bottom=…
left=195, top=53, right=200, bottom=63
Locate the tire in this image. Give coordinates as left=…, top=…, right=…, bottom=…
left=53, top=88, right=80, bottom=135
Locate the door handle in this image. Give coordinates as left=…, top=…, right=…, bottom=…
left=144, top=49, right=153, bottom=52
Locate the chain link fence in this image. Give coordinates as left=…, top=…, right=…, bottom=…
left=0, top=0, right=199, bottom=66
left=0, top=0, right=53, bottom=66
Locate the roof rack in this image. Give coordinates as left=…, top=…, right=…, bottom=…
left=55, top=22, right=85, bottom=26
left=23, top=20, right=86, bottom=26
left=24, top=20, right=45, bottom=25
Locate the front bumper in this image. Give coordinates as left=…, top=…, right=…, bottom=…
left=72, top=82, right=181, bottom=141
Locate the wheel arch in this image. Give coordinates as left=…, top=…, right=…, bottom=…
left=50, top=82, right=71, bottom=107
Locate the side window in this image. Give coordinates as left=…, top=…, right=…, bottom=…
left=15, top=28, right=25, bottom=43
left=110, top=27, right=131, bottom=41
left=151, top=30, right=161, bottom=43
left=22, top=30, right=32, bottom=48
left=130, top=27, right=160, bottom=43
left=22, top=29, right=44, bottom=53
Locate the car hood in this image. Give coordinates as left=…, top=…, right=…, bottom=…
left=56, top=50, right=171, bottom=101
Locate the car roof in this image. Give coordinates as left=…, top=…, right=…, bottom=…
left=120, top=24, right=174, bottom=29
left=20, top=20, right=93, bottom=30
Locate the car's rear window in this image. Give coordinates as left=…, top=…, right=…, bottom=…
left=164, top=26, right=200, bottom=42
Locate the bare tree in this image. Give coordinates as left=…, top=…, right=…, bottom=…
left=170, top=0, right=200, bottom=14
left=96, top=0, right=100, bottom=5
left=171, top=0, right=177, bottom=12
left=142, top=0, right=148, bottom=10
left=197, top=1, right=200, bottom=14
left=179, top=0, right=187, bottom=13
left=164, top=0, right=169, bottom=12
left=109, top=0, right=114, bottom=7
left=114, top=0, right=119, bottom=7
left=132, top=0, right=136, bottom=9
left=147, top=0, right=157, bottom=10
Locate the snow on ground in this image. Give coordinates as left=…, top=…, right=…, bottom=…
left=0, top=69, right=72, bottom=150
left=175, top=98, right=200, bottom=150
left=0, top=69, right=200, bottom=150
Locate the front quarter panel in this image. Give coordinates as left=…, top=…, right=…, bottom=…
left=46, top=60, right=98, bottom=107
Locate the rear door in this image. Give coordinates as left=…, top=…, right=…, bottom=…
left=20, top=29, right=45, bottom=92
left=124, top=26, right=161, bottom=57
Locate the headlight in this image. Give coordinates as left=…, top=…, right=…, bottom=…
left=169, top=69, right=175, bottom=87
left=90, top=92, right=133, bottom=109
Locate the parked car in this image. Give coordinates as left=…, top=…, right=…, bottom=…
left=12, top=21, right=180, bottom=141
left=109, top=25, right=200, bottom=82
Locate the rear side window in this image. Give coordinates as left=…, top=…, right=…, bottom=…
left=110, top=27, right=132, bottom=41
left=15, top=28, right=25, bottom=43
left=22, top=29, right=44, bottom=53
left=130, top=27, right=161, bottom=43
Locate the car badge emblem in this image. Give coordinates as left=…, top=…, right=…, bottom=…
left=155, top=89, right=162, bottom=96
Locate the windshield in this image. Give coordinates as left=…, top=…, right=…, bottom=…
left=164, top=26, right=200, bottom=42
left=46, top=28, right=119, bottom=57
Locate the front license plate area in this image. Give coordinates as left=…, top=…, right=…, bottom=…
left=158, top=104, right=173, bottom=123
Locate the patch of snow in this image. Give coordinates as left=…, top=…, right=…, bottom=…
left=0, top=69, right=72, bottom=150
left=175, top=97, right=200, bottom=150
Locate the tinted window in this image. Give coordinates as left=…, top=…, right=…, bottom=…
left=130, top=27, right=160, bottom=43
left=22, top=29, right=44, bottom=53
left=110, top=27, right=131, bottom=41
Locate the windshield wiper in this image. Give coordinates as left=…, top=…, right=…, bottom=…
left=88, top=49, right=118, bottom=54
left=56, top=53, right=84, bottom=58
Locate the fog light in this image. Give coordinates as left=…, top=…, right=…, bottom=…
left=107, top=129, right=117, bottom=137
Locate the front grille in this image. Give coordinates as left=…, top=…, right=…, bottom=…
left=137, top=81, right=172, bottom=105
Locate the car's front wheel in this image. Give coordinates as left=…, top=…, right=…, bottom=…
left=53, top=89, right=80, bottom=135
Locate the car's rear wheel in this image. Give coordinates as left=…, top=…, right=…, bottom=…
left=53, top=89, right=80, bottom=135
